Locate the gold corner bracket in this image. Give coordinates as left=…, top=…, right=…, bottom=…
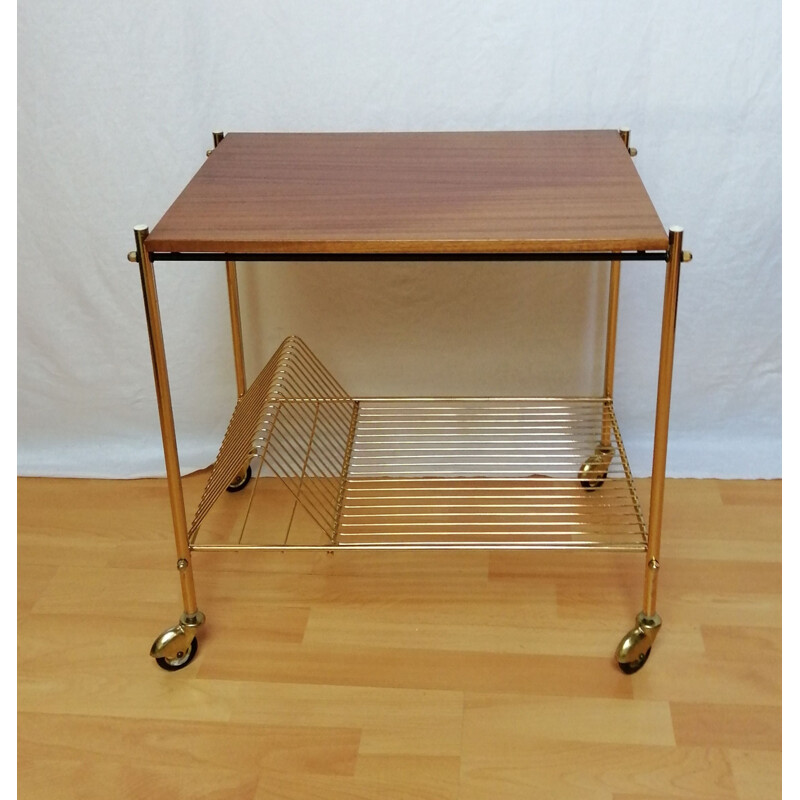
left=207, top=130, right=225, bottom=156
left=618, top=127, right=638, bottom=157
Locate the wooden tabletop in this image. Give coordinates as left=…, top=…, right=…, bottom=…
left=145, top=131, right=668, bottom=256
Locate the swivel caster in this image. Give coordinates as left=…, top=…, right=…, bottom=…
left=579, top=447, right=612, bottom=491
left=150, top=610, right=205, bottom=672
left=616, top=612, right=661, bottom=674
left=226, top=465, right=252, bottom=493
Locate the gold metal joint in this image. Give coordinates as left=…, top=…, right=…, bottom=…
left=648, top=558, right=660, bottom=571
left=180, top=610, right=206, bottom=628
left=177, top=558, right=189, bottom=571
left=682, top=250, right=693, bottom=263
left=206, top=149, right=214, bottom=157
left=617, top=130, right=636, bottom=156
left=127, top=251, right=138, bottom=263
left=637, top=611, right=662, bottom=632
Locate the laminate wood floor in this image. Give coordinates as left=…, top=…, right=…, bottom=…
left=18, top=476, right=781, bottom=799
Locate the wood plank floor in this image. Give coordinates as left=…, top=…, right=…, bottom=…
left=18, top=476, right=781, bottom=799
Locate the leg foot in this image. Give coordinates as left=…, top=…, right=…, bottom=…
left=616, top=612, right=661, bottom=674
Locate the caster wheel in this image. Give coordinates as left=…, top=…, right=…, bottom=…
left=616, top=612, right=660, bottom=675
left=155, top=636, right=198, bottom=671
left=618, top=647, right=650, bottom=675
left=580, top=475, right=607, bottom=491
left=226, top=465, right=252, bottom=493
left=579, top=454, right=608, bottom=491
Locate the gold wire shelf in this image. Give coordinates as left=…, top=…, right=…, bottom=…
left=189, top=337, right=646, bottom=552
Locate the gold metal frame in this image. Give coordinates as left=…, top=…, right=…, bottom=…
left=133, top=128, right=687, bottom=673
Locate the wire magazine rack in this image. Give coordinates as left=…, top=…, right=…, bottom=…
left=188, top=335, right=646, bottom=553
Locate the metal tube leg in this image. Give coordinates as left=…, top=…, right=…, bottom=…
left=210, top=131, right=248, bottom=399
left=643, top=226, right=684, bottom=616
left=580, top=128, right=633, bottom=490
left=579, top=258, right=619, bottom=491
left=616, top=226, right=686, bottom=674
left=600, top=126, right=633, bottom=447
left=224, top=258, right=254, bottom=492
left=210, top=130, right=253, bottom=492
left=226, top=260, right=247, bottom=399
left=601, top=259, right=621, bottom=447
left=131, top=226, right=205, bottom=670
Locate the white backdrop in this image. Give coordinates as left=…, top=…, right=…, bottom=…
left=17, top=1, right=781, bottom=479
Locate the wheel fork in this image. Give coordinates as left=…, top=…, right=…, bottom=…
left=150, top=611, right=206, bottom=661
left=616, top=612, right=661, bottom=673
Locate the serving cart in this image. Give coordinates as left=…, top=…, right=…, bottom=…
left=128, top=129, right=690, bottom=673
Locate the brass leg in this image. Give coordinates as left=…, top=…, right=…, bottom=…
left=210, top=131, right=253, bottom=492
left=601, top=258, right=621, bottom=446
left=131, top=226, right=204, bottom=670
left=224, top=258, right=254, bottom=491
left=226, top=259, right=247, bottom=399
left=579, top=257, right=621, bottom=490
left=581, top=129, right=634, bottom=492
left=617, top=226, right=686, bottom=673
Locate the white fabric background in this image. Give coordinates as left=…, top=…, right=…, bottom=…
left=17, top=1, right=781, bottom=479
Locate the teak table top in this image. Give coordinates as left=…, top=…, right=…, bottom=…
left=145, top=130, right=668, bottom=257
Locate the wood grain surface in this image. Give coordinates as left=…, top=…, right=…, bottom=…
left=144, top=131, right=668, bottom=256
left=18, top=476, right=780, bottom=798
